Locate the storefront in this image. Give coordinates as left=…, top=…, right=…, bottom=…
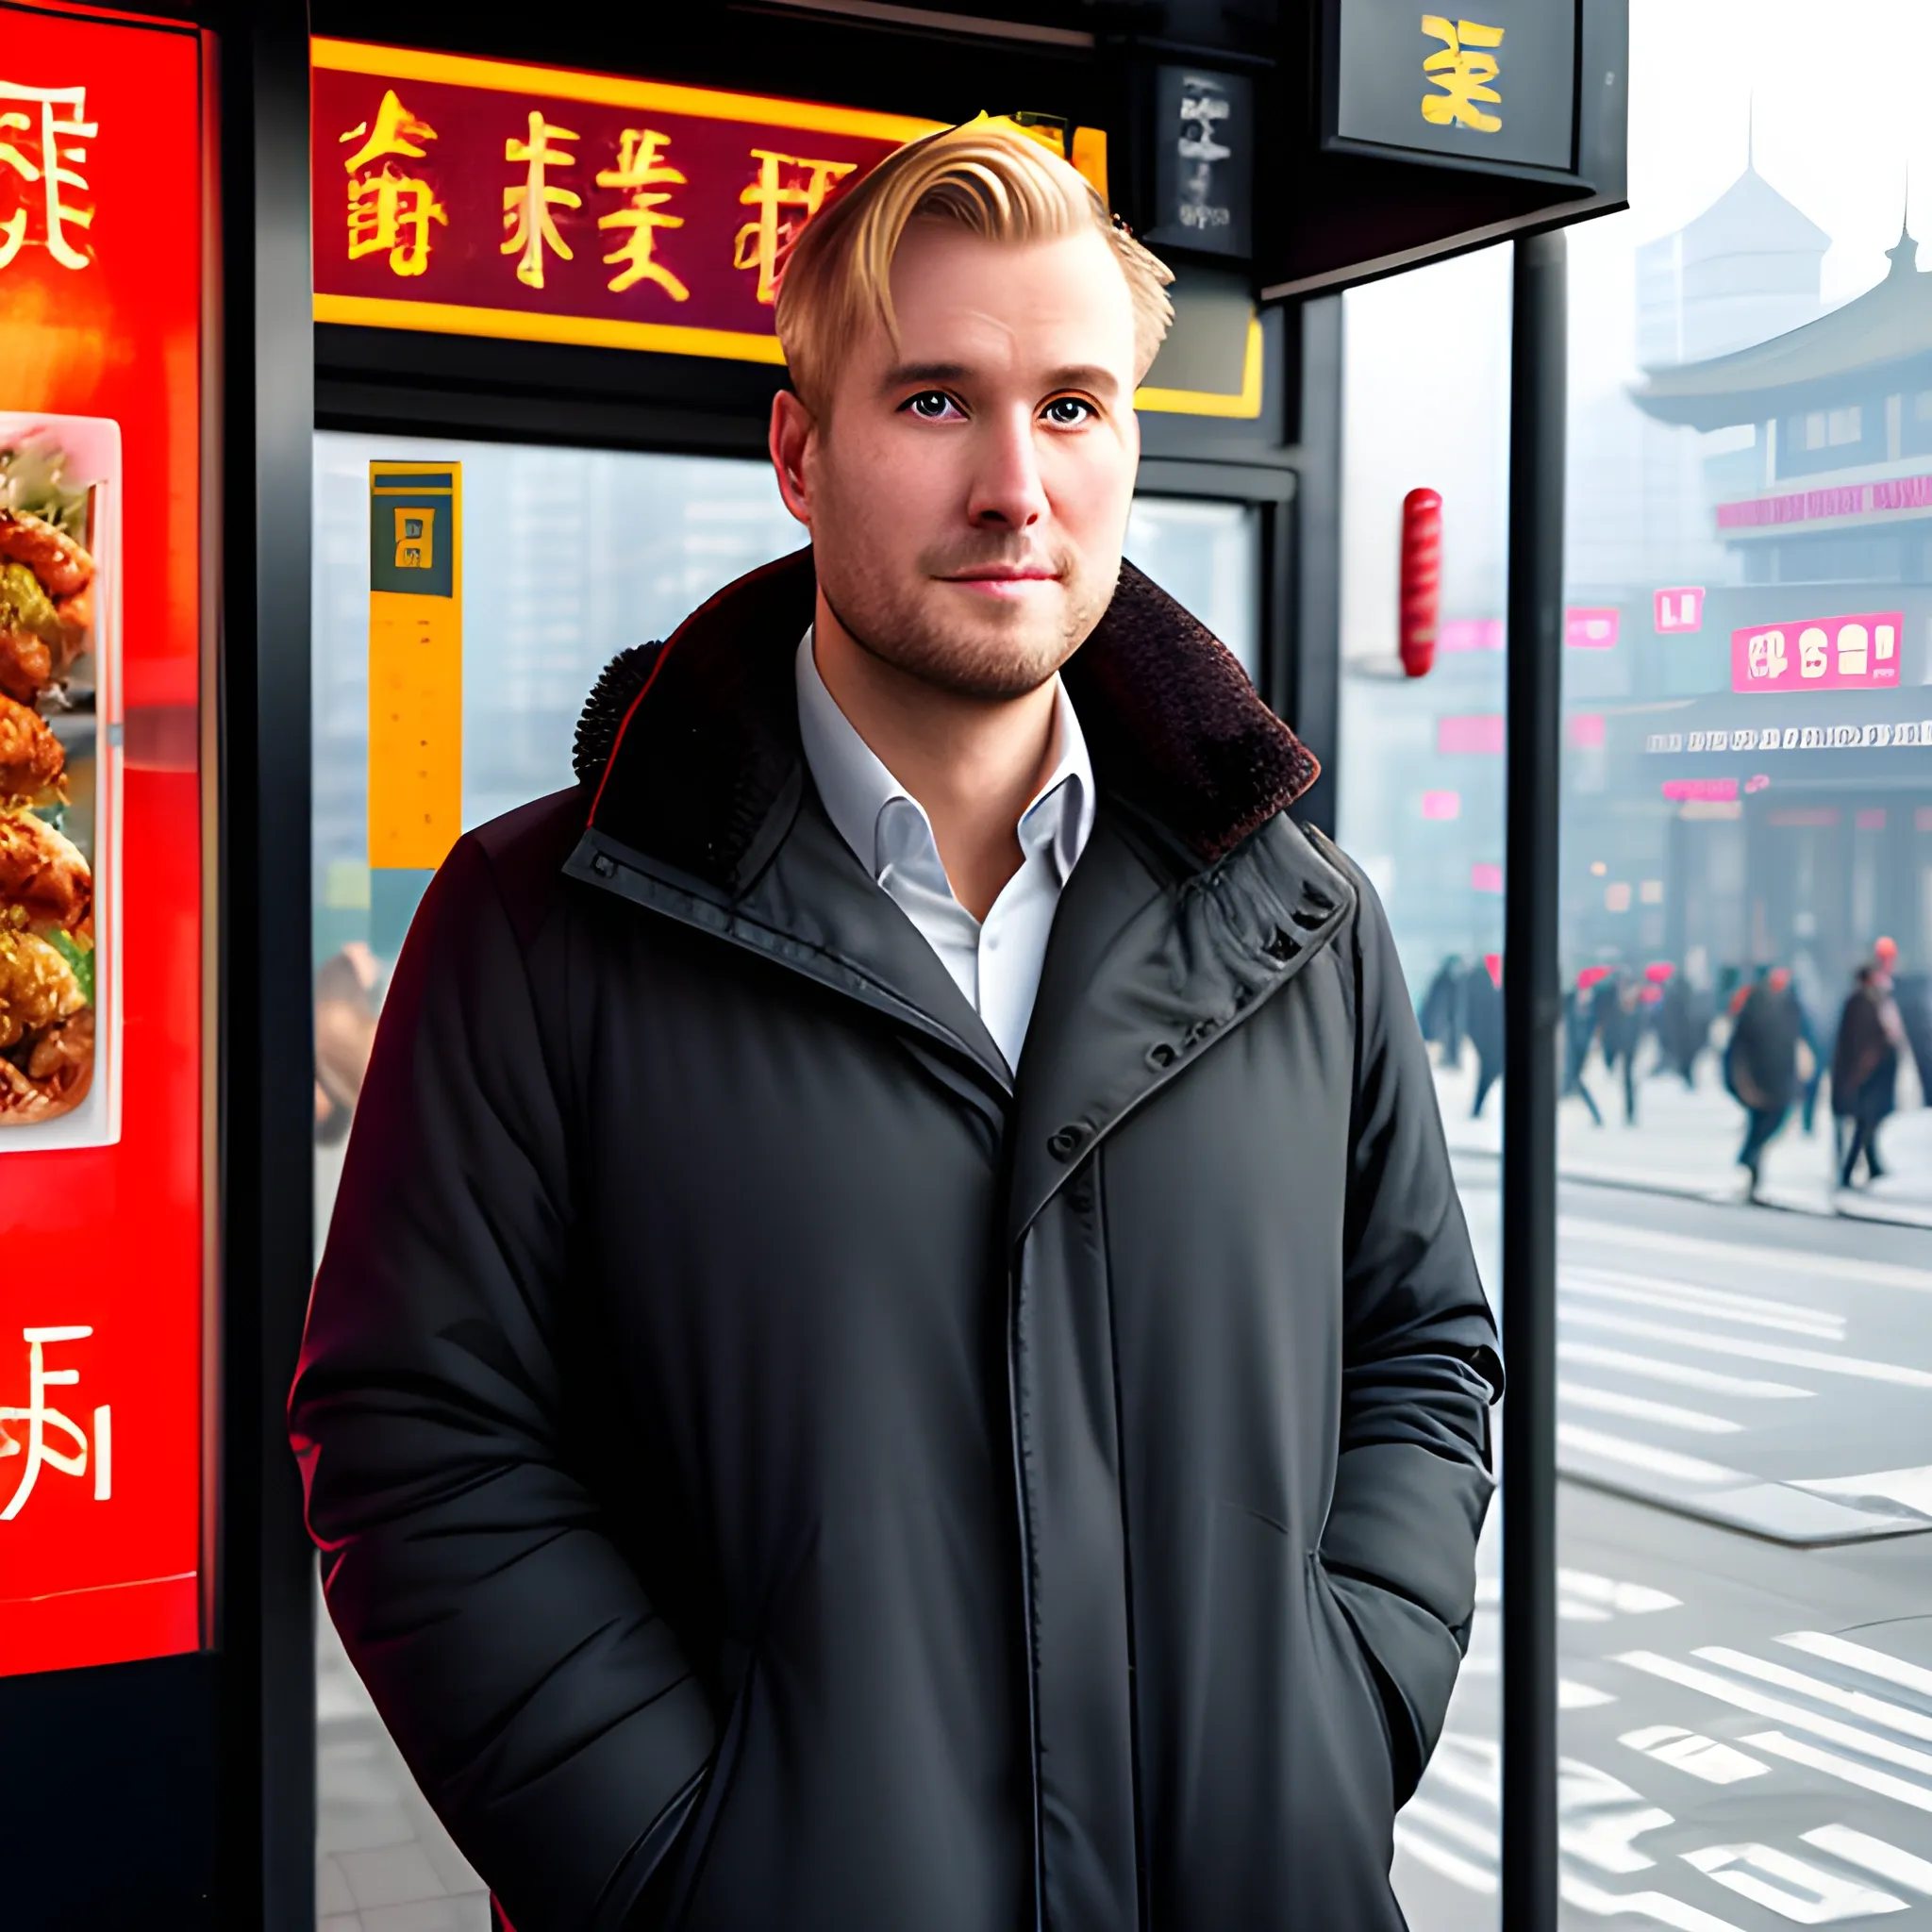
left=1, top=3, right=1626, bottom=1924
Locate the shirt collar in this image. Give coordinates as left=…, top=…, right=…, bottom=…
left=794, top=625, right=1095, bottom=892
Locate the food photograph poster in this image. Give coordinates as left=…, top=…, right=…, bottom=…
left=1, top=412, right=120, bottom=1144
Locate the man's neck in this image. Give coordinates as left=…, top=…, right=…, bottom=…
left=812, top=600, right=1061, bottom=922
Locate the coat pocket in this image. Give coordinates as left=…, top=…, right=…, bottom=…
left=1307, top=1553, right=1399, bottom=1804
left=658, top=1651, right=761, bottom=1932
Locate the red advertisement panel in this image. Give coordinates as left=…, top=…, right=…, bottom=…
left=1731, top=610, right=1904, bottom=695
left=0, top=1, right=206, bottom=1675
left=311, top=40, right=942, bottom=361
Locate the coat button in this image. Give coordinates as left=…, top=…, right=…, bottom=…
left=1046, top=1124, right=1085, bottom=1160
left=1145, top=1041, right=1177, bottom=1069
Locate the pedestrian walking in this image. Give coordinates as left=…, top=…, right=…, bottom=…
left=1834, top=962, right=1905, bottom=1188
left=1467, top=954, right=1504, bottom=1118
left=1724, top=967, right=1801, bottom=1201
left=1592, top=968, right=1641, bottom=1124
left=1563, top=974, right=1604, bottom=1124
left=1420, top=953, right=1467, bottom=1069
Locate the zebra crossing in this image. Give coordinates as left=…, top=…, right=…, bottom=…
left=1394, top=1583, right=1932, bottom=1927
left=1552, top=1216, right=1932, bottom=1544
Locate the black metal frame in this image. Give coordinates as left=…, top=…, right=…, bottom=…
left=213, top=0, right=319, bottom=1920
left=0, top=6, right=1571, bottom=1919
left=1502, top=228, right=1567, bottom=1932
left=1, top=4, right=319, bottom=1926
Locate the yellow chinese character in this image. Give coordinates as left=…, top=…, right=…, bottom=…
left=503, top=111, right=580, bottom=291
left=1421, top=16, right=1505, bottom=133
left=340, top=88, right=445, bottom=277
left=348, top=173, right=447, bottom=277
left=594, top=127, right=690, bottom=300
left=393, top=506, right=435, bottom=569
left=0, top=1324, right=110, bottom=1520
left=733, top=149, right=858, bottom=305
left=340, top=87, right=437, bottom=175
left=0, top=84, right=97, bottom=273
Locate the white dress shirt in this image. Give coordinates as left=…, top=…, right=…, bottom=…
left=794, top=627, right=1095, bottom=1071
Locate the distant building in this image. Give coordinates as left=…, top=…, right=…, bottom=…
left=1635, top=226, right=1932, bottom=592
left=1636, top=163, right=1828, bottom=371
left=1606, top=224, right=1932, bottom=989
left=1570, top=161, right=1828, bottom=598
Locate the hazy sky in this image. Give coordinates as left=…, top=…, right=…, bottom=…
left=1341, top=0, right=1932, bottom=659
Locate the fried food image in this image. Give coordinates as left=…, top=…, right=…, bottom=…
left=0, top=441, right=102, bottom=1129
left=0, top=1006, right=92, bottom=1120
left=0, top=622, right=50, bottom=705
left=0, top=924, right=85, bottom=1051
left=0, top=555, right=85, bottom=702
left=0, top=691, right=65, bottom=801
left=0, top=507, right=95, bottom=600
left=0, top=810, right=91, bottom=932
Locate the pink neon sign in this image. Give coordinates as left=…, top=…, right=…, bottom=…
left=1653, top=587, right=1704, bottom=633
left=1566, top=607, right=1620, bottom=650
left=1731, top=611, right=1903, bottom=694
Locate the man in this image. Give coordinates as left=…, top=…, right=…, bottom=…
left=291, top=120, right=1500, bottom=1932
left=1835, top=959, right=1904, bottom=1188
left=1724, top=966, right=1801, bottom=1202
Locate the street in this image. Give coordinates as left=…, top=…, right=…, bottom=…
left=1395, top=1168, right=1932, bottom=1931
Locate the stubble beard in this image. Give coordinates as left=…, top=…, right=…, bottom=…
left=821, top=546, right=1109, bottom=703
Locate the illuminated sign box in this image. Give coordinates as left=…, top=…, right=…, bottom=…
left=1324, top=0, right=1583, bottom=180
left=1732, top=611, right=1902, bottom=695
left=311, top=42, right=1255, bottom=416
left=312, top=41, right=942, bottom=364
left=1, top=0, right=208, bottom=1678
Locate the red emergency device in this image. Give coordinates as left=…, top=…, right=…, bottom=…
left=1399, top=487, right=1442, bottom=677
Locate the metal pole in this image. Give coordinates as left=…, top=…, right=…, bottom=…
left=1502, top=226, right=1566, bottom=1932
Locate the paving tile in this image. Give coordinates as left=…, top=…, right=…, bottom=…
left=318, top=1854, right=358, bottom=1915
left=359, top=1897, right=492, bottom=1932
left=339, top=1843, right=450, bottom=1909
left=320, top=1803, right=417, bottom=1855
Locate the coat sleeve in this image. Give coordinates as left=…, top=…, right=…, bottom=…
left=289, top=834, right=716, bottom=1932
left=1314, top=849, right=1503, bottom=1807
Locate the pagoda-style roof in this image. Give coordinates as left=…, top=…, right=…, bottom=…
left=1634, top=232, right=1932, bottom=430
left=1673, top=166, right=1830, bottom=265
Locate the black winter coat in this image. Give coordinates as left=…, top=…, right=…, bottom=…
left=291, top=550, right=1502, bottom=1932
left=1726, top=984, right=1802, bottom=1110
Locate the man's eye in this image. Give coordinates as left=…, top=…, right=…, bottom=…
left=1042, top=395, right=1096, bottom=426
left=903, top=391, right=961, bottom=420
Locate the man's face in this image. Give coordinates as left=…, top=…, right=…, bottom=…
left=773, top=219, right=1141, bottom=700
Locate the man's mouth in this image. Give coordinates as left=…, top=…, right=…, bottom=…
left=940, top=565, right=1061, bottom=597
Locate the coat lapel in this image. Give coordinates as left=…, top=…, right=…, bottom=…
left=568, top=543, right=1332, bottom=1155
left=1005, top=810, right=1357, bottom=1246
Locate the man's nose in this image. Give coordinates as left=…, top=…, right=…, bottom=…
left=966, top=410, right=1048, bottom=529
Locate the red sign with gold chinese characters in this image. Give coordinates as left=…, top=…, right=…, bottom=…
left=312, top=41, right=946, bottom=362
left=0, top=1, right=208, bottom=1674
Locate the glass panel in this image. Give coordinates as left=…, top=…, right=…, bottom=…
left=1339, top=241, right=1514, bottom=1930
left=1125, top=494, right=1262, bottom=679
left=311, top=432, right=801, bottom=1929
left=1557, top=4, right=1932, bottom=1926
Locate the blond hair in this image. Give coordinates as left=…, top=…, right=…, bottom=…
left=774, top=118, right=1174, bottom=410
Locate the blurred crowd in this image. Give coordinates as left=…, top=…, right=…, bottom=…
left=1420, top=941, right=1932, bottom=1204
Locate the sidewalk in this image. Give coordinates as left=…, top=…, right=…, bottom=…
left=1435, top=1053, right=1932, bottom=1228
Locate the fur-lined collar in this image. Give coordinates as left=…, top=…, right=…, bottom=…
left=578, top=545, right=1316, bottom=892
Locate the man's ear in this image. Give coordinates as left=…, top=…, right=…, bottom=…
left=769, top=389, right=817, bottom=527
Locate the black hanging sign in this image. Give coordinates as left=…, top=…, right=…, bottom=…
left=1324, top=0, right=1581, bottom=179
left=1143, top=65, right=1254, bottom=258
